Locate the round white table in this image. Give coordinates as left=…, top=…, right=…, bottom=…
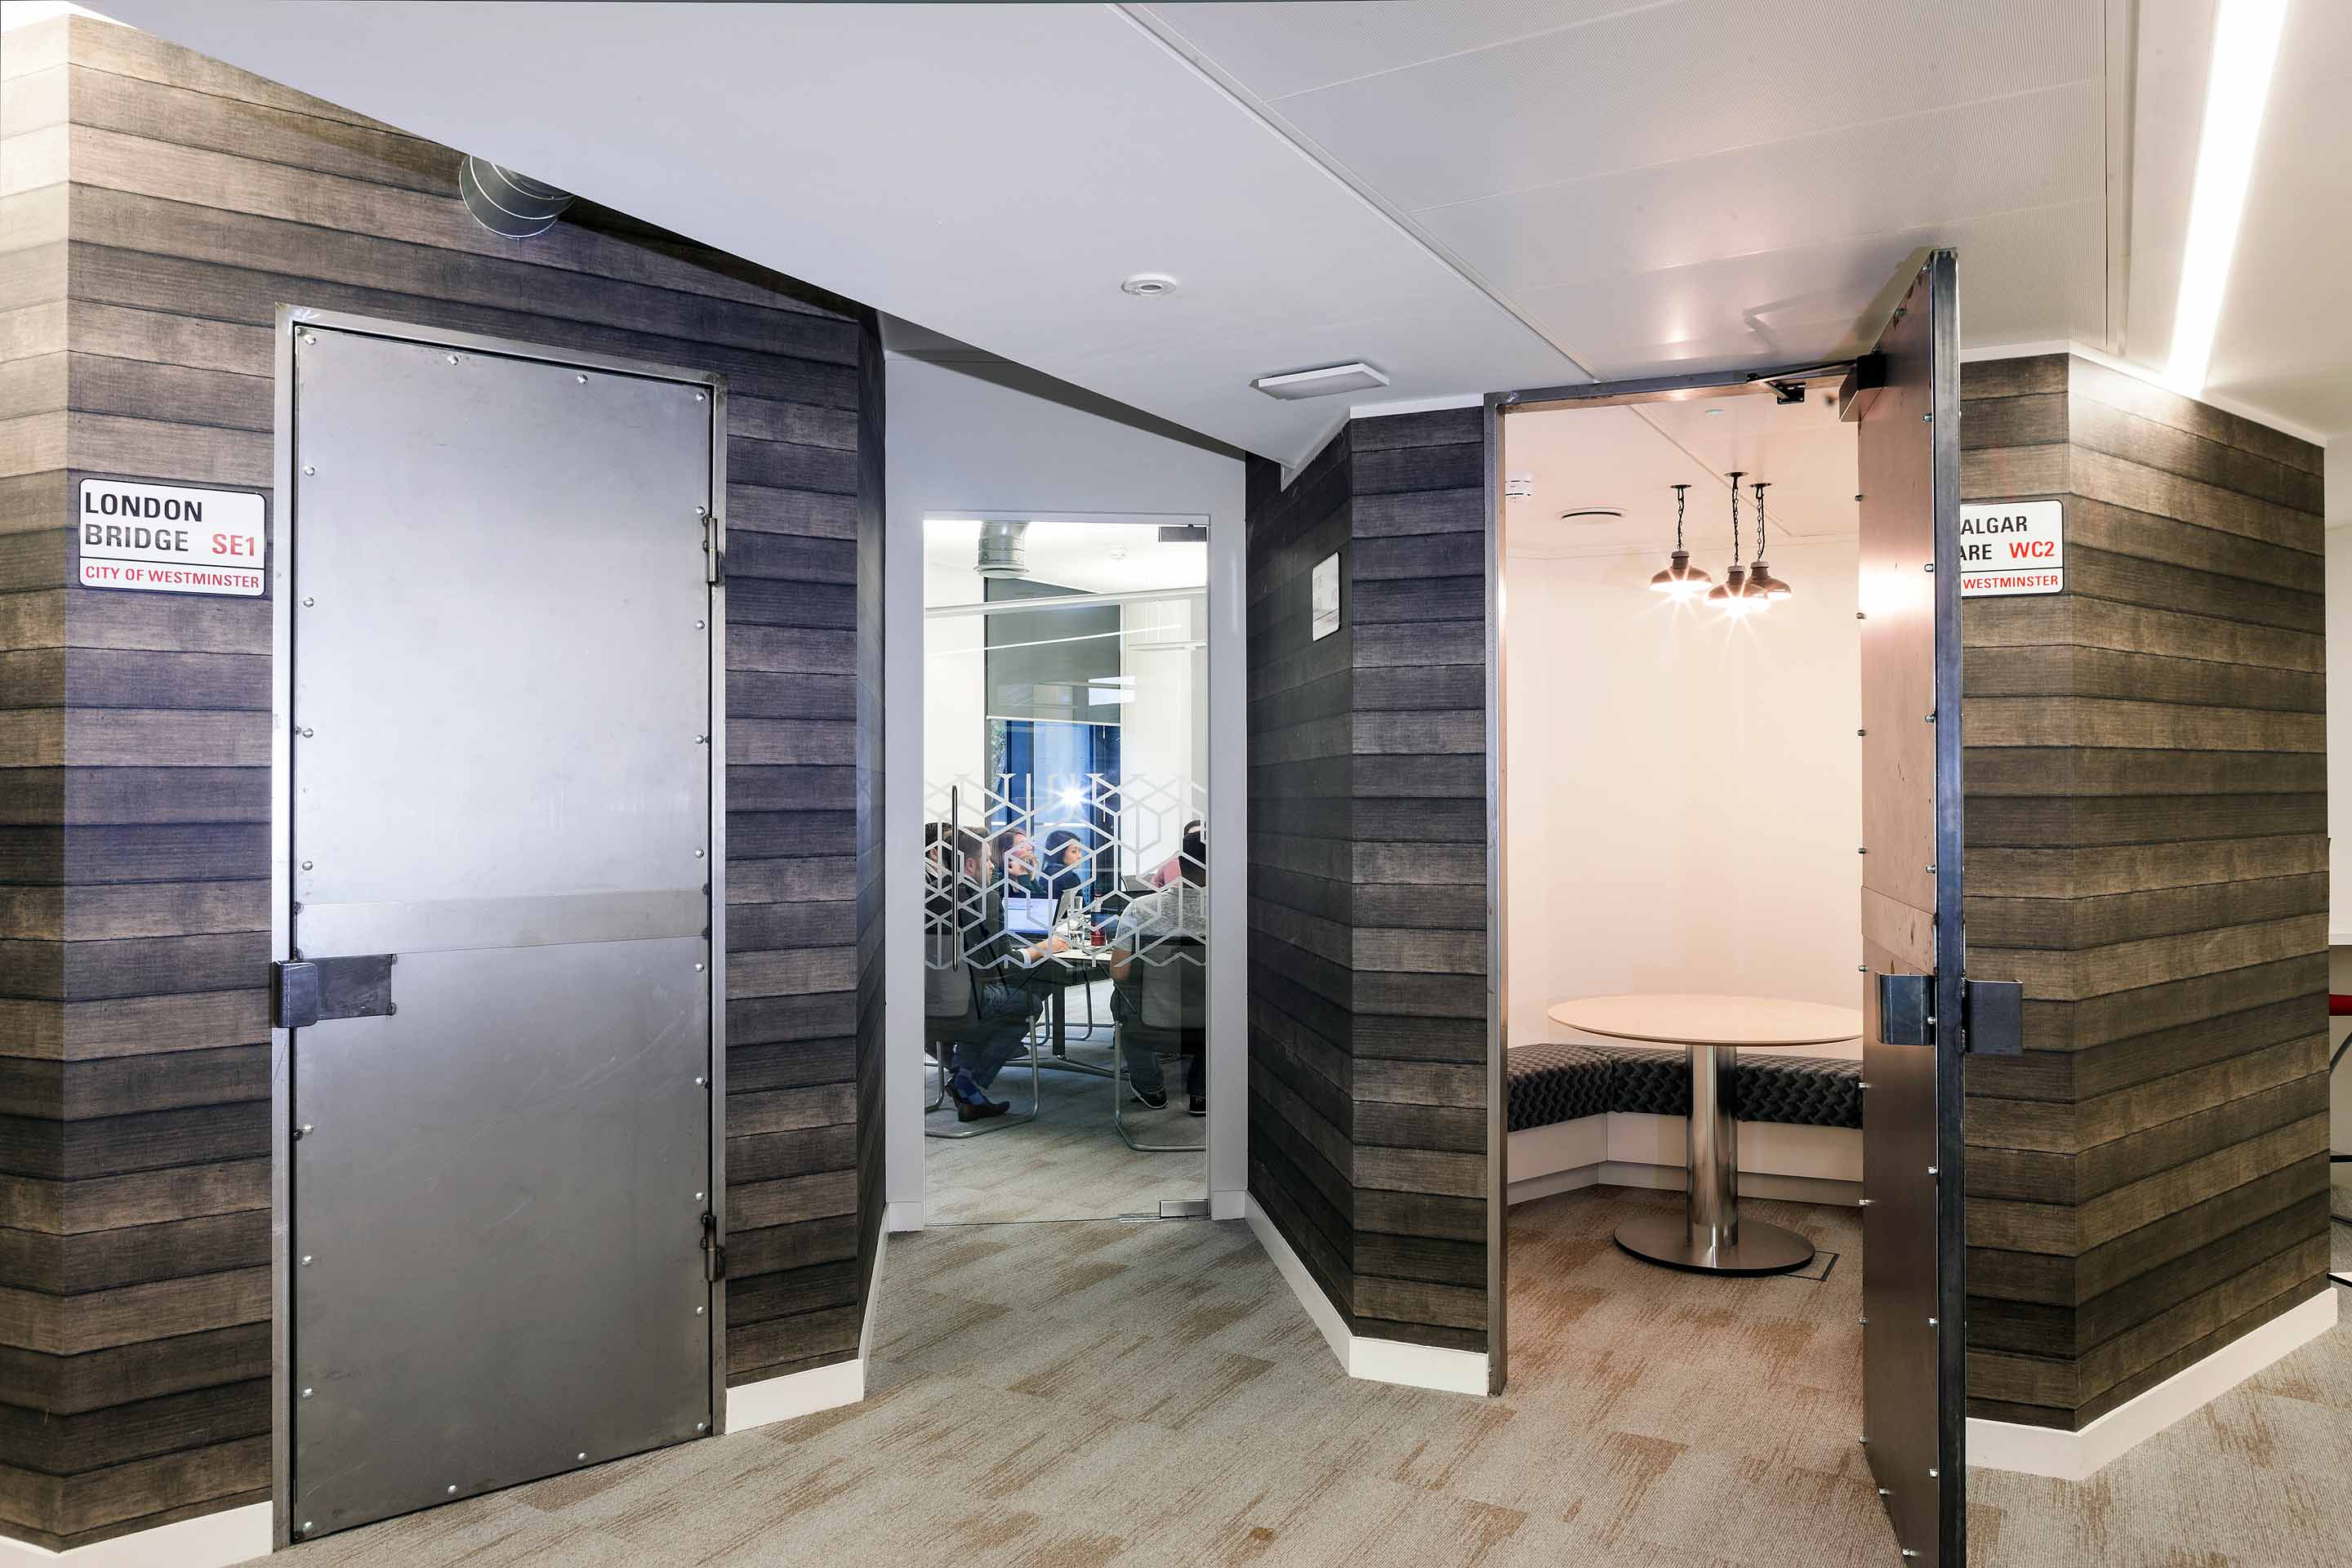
left=1548, top=993, right=1864, bottom=1276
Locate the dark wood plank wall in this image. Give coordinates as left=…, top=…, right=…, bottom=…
left=1245, top=408, right=1490, bottom=1356
left=1958, top=353, right=2330, bottom=1431
left=0, top=19, right=883, bottom=1548
left=1245, top=431, right=1360, bottom=1333
left=1344, top=409, right=1489, bottom=1352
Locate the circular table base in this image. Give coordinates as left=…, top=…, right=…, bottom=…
left=1615, top=1214, right=1815, bottom=1276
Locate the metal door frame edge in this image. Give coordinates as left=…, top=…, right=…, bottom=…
left=270, top=305, right=730, bottom=1549
left=1477, top=357, right=1858, bottom=1399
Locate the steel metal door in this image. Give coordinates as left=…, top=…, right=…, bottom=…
left=1857, top=250, right=1966, bottom=1568
left=280, top=318, right=719, bottom=1542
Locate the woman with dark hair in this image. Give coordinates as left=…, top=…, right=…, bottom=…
left=1039, top=830, right=1089, bottom=904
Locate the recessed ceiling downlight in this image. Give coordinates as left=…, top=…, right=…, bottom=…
left=1120, top=273, right=1179, bottom=297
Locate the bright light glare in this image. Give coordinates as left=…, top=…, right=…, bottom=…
left=2165, top=0, right=2287, bottom=396
left=1061, top=789, right=1082, bottom=805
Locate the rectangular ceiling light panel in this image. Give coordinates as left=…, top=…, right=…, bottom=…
left=1250, top=361, right=1391, bottom=400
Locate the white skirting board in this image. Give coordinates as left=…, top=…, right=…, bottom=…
left=728, top=1226, right=886, bottom=1432
left=0, top=1503, right=270, bottom=1568
left=1967, top=1288, right=2340, bottom=1480
left=1242, top=1194, right=1488, bottom=1396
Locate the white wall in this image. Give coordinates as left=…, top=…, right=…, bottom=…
left=1504, top=537, right=1864, bottom=1058
left=884, top=356, right=1247, bottom=1223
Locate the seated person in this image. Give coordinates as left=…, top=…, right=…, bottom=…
left=1109, top=821, right=1207, bottom=1116
left=1040, top=830, right=1090, bottom=906
left=1146, top=819, right=1203, bottom=889
left=932, top=827, right=1069, bottom=1121
left=994, top=826, right=1045, bottom=898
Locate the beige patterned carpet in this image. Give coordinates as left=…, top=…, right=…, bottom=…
left=248, top=1190, right=2350, bottom=1567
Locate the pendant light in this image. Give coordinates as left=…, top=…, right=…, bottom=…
left=1747, top=480, right=1793, bottom=600
left=1647, top=483, right=1713, bottom=599
left=1705, top=470, right=1770, bottom=617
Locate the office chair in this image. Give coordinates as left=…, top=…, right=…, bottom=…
left=1111, top=936, right=1206, bottom=1153
left=923, top=929, right=1037, bottom=1139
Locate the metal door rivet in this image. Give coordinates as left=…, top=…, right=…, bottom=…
left=1928, top=1468, right=1939, bottom=1478
left=446, top=354, right=461, bottom=365
left=1922, top=561, right=1935, bottom=572
left=1923, top=411, right=1933, bottom=421
left=1927, top=1166, right=1939, bottom=1176
left=1859, top=1316, right=1868, bottom=1325
left=695, top=1305, right=705, bottom=1316
left=694, top=849, right=706, bottom=858
left=693, top=1076, right=706, bottom=1086
left=447, top=1483, right=458, bottom=1494
left=385, top=1003, right=397, bottom=1016
left=695, top=733, right=710, bottom=745
left=695, top=506, right=708, bottom=519
left=1924, top=712, right=1936, bottom=723
left=1903, top=1552, right=1921, bottom=1560
left=301, top=1386, right=314, bottom=1398
left=1858, top=1198, right=1873, bottom=1206
left=694, top=391, right=706, bottom=403
left=299, top=727, right=314, bottom=738
left=1860, top=1081, right=1872, bottom=1089
left=696, top=1422, right=708, bottom=1433
left=694, top=961, right=706, bottom=972
left=1927, top=1316, right=1939, bottom=1326
left=1925, top=863, right=1936, bottom=874
left=301, top=465, right=316, bottom=475
left=577, top=1451, right=587, bottom=1461
left=694, top=1191, right=705, bottom=1201
left=301, top=595, right=315, bottom=607
left=576, top=373, right=588, bottom=384
left=1877, top=1487, right=1890, bottom=1497
left=296, top=1122, right=313, bottom=1138
left=301, top=860, right=314, bottom=871
left=695, top=619, right=706, bottom=630
left=1855, top=493, right=1864, bottom=502
left=301, top=1254, right=313, bottom=1266
left=300, top=331, right=318, bottom=345
left=1855, top=611, right=1866, bottom=620
left=1857, top=847, right=1867, bottom=854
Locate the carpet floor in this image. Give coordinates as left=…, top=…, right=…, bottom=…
left=923, top=1014, right=1205, bottom=1225
left=245, top=1190, right=2350, bottom=1567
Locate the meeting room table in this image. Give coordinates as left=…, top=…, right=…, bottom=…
left=1546, top=992, right=1864, bottom=1276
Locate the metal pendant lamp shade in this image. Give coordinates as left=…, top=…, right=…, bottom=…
left=1708, top=471, right=1769, bottom=615
left=1649, top=483, right=1713, bottom=599
left=1748, top=481, right=1792, bottom=599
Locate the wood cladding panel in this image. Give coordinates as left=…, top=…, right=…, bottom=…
left=1958, top=354, right=2327, bottom=1432
left=1245, top=408, right=1489, bottom=1357
left=0, top=20, right=881, bottom=1546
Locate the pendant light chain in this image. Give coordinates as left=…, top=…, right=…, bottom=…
left=1674, top=483, right=1689, bottom=551
left=1727, top=470, right=1744, bottom=564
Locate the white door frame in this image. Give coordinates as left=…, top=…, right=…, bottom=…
left=883, top=508, right=1247, bottom=1228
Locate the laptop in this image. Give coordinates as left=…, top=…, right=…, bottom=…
left=1004, top=895, right=1057, bottom=938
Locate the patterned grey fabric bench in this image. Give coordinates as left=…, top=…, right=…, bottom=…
left=1507, top=1042, right=1861, bottom=1134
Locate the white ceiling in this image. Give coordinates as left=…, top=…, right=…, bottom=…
left=91, top=2, right=2352, bottom=453
left=1504, top=385, right=1857, bottom=562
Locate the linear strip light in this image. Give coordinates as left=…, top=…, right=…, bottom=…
left=2163, top=0, right=2288, bottom=396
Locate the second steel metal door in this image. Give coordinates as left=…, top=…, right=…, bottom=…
left=283, top=319, right=719, bottom=1540
left=1857, top=249, right=1967, bottom=1568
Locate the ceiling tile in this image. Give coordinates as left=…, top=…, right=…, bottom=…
left=1268, top=0, right=2104, bottom=211
left=1420, top=82, right=2102, bottom=296
left=1142, top=0, right=1667, bottom=101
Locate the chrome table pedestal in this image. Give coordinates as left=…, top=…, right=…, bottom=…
left=1613, top=1042, right=1815, bottom=1276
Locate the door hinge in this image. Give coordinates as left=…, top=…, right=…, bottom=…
left=702, top=512, right=724, bottom=585
left=1962, top=977, right=2025, bottom=1056
left=273, top=954, right=395, bottom=1029
left=700, top=1211, right=726, bottom=1282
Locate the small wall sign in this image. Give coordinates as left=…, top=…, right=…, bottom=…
left=1311, top=551, right=1340, bottom=640
left=76, top=478, right=266, bottom=596
left=1958, top=499, right=2063, bottom=598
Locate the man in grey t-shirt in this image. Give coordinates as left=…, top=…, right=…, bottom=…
left=1110, top=822, right=1207, bottom=1115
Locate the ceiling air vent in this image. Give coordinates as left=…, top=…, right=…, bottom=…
left=1250, top=362, right=1390, bottom=401
left=460, top=158, right=574, bottom=238
left=976, top=520, right=1029, bottom=579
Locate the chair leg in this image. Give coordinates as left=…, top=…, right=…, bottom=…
left=1112, top=1031, right=1206, bottom=1155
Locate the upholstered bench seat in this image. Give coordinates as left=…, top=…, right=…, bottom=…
left=1507, top=1043, right=1862, bottom=1133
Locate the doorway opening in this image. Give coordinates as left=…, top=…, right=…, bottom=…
left=920, top=515, right=1212, bottom=1222
left=1489, top=277, right=1966, bottom=1561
